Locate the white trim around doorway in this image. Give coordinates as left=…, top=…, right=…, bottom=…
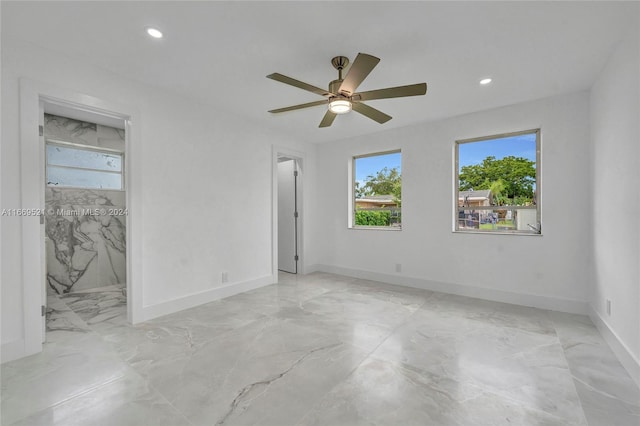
left=11, top=78, right=143, bottom=361
left=272, top=146, right=306, bottom=278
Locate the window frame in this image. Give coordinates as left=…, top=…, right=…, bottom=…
left=45, top=139, right=125, bottom=191
left=350, top=149, right=402, bottom=231
left=454, top=129, right=541, bottom=236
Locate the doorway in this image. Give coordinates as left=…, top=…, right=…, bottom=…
left=277, top=156, right=299, bottom=274
left=17, top=80, right=140, bottom=360
left=42, top=106, right=128, bottom=340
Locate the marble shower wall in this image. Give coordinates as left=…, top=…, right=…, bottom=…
left=44, top=113, right=125, bottom=151
left=44, top=114, right=126, bottom=294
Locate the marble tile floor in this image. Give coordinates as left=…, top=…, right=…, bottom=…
left=2, top=273, right=638, bottom=426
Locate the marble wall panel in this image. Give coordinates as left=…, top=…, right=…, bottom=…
left=44, top=113, right=125, bottom=151
left=45, top=188, right=126, bottom=294
left=44, top=114, right=126, bottom=294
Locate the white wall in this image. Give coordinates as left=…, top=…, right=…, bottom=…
left=310, top=91, right=592, bottom=313
left=589, top=23, right=640, bottom=384
left=1, top=37, right=308, bottom=361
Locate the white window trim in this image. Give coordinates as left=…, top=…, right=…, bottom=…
left=454, top=129, right=541, bottom=236
left=350, top=149, right=402, bottom=231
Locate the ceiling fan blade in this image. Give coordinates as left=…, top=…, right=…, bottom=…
left=319, top=110, right=337, bottom=128
left=269, top=100, right=328, bottom=114
left=267, top=73, right=333, bottom=97
left=355, top=83, right=427, bottom=102
left=338, top=53, right=380, bottom=96
left=351, top=102, right=392, bottom=124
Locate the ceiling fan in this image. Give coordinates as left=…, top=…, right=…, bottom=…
left=267, top=53, right=427, bottom=128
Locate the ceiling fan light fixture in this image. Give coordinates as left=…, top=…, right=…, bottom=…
left=329, top=99, right=352, bottom=114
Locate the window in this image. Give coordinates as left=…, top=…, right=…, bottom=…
left=46, top=141, right=124, bottom=190
left=352, top=150, right=401, bottom=229
left=455, top=129, right=540, bottom=234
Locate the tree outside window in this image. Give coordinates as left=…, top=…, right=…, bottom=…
left=353, top=151, right=401, bottom=228
left=456, top=130, right=540, bottom=234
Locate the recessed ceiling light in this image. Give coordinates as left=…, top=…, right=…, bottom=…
left=146, top=27, right=163, bottom=39
left=480, top=78, right=492, bottom=85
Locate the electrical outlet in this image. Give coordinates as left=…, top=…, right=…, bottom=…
left=221, top=271, right=229, bottom=283
left=395, top=263, right=402, bottom=273
left=606, top=299, right=611, bottom=316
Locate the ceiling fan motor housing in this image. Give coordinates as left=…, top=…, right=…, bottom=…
left=329, top=79, right=348, bottom=99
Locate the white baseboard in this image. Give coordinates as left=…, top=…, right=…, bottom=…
left=588, top=304, right=640, bottom=388
left=307, top=264, right=588, bottom=315
left=142, top=274, right=276, bottom=321
left=303, top=263, right=322, bottom=274
left=1, top=339, right=25, bottom=364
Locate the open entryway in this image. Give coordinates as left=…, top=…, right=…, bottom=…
left=277, top=156, right=300, bottom=274
left=41, top=102, right=128, bottom=342
left=17, top=79, right=141, bottom=359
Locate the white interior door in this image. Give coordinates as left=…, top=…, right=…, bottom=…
left=278, top=159, right=298, bottom=273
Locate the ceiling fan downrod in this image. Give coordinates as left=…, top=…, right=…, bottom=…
left=329, top=56, right=350, bottom=97
left=331, top=56, right=349, bottom=81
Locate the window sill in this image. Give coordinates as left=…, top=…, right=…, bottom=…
left=350, top=226, right=402, bottom=231
left=453, top=230, right=542, bottom=236
left=46, top=185, right=125, bottom=192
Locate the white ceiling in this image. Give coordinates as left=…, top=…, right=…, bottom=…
left=2, top=1, right=637, bottom=143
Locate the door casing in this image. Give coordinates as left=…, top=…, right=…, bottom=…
left=16, top=78, right=142, bottom=361
left=272, top=146, right=305, bottom=278
left=277, top=158, right=298, bottom=274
